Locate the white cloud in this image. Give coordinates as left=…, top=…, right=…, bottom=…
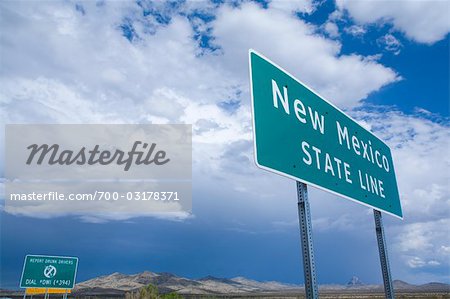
left=0, top=0, right=443, bottom=228
left=428, top=260, right=441, bottom=266
left=378, top=33, right=403, bottom=55
left=336, top=0, right=450, bottom=44
left=269, top=0, right=317, bottom=14
left=440, top=245, right=450, bottom=254
left=212, top=2, right=399, bottom=107
left=350, top=109, right=450, bottom=279
left=398, top=219, right=450, bottom=270
left=323, top=21, right=340, bottom=38
left=0, top=0, right=401, bottom=195
left=344, top=24, right=366, bottom=37
left=0, top=0, right=248, bottom=220
left=407, top=256, right=426, bottom=268
left=351, top=109, right=450, bottom=221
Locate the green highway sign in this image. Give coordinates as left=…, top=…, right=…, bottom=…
left=249, top=50, right=402, bottom=218
left=20, top=255, right=78, bottom=289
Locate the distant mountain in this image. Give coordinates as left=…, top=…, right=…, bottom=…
left=393, top=279, right=415, bottom=290
left=72, top=272, right=450, bottom=296
left=231, top=276, right=299, bottom=291
left=416, top=282, right=450, bottom=292
left=347, top=276, right=364, bottom=287
left=74, top=272, right=282, bottom=294
left=75, top=271, right=201, bottom=295
left=75, top=271, right=300, bottom=295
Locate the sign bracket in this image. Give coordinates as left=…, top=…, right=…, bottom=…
left=374, top=209, right=395, bottom=299
left=297, top=181, right=319, bottom=298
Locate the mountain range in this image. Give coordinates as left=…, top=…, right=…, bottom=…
left=72, top=271, right=450, bottom=296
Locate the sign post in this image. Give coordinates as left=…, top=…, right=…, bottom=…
left=249, top=49, right=402, bottom=299
left=374, top=210, right=395, bottom=298
left=297, top=182, right=318, bottom=298
left=20, top=255, right=78, bottom=298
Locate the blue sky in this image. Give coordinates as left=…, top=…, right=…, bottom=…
left=1, top=0, right=449, bottom=289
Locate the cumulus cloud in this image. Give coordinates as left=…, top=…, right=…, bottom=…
left=212, top=2, right=399, bottom=107
left=377, top=33, right=403, bottom=55
left=0, top=0, right=445, bottom=232
left=0, top=0, right=247, bottom=220
left=323, top=21, right=340, bottom=38
left=269, top=0, right=317, bottom=14
left=406, top=256, right=436, bottom=269
left=352, top=109, right=450, bottom=221
left=0, top=0, right=400, bottom=189
left=344, top=24, right=366, bottom=37
left=350, top=108, right=450, bottom=280
left=336, top=0, right=450, bottom=44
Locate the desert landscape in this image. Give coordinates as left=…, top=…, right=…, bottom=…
left=1, top=271, right=449, bottom=298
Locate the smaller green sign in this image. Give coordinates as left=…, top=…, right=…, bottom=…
left=20, top=255, right=78, bottom=289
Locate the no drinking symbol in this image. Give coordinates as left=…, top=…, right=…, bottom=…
left=43, top=265, right=57, bottom=278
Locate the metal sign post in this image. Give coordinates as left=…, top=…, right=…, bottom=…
left=374, top=210, right=395, bottom=299
left=297, top=182, right=319, bottom=299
